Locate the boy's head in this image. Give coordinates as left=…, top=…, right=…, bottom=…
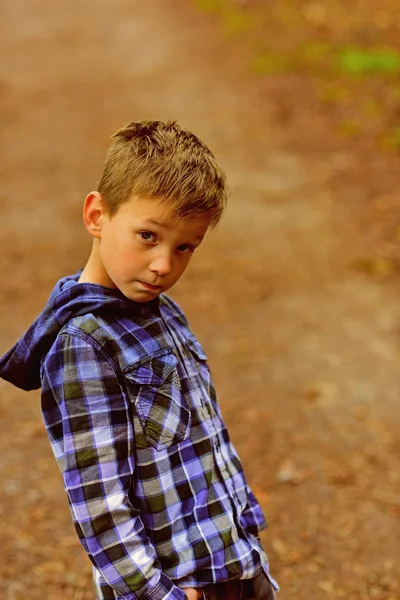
left=98, top=120, right=227, bottom=227
left=81, top=121, right=228, bottom=302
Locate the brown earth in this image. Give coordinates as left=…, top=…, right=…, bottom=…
left=0, top=2, right=399, bottom=599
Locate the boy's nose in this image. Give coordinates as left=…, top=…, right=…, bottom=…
left=149, top=254, right=173, bottom=276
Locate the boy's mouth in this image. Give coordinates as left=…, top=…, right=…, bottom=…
left=138, top=281, right=162, bottom=292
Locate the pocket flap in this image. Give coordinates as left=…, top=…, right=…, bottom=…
left=122, top=348, right=178, bottom=385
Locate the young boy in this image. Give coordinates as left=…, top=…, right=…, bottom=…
left=0, top=121, right=278, bottom=600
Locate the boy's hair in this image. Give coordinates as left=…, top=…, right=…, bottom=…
left=97, top=120, right=228, bottom=228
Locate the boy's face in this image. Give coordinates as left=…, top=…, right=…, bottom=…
left=86, top=194, right=210, bottom=302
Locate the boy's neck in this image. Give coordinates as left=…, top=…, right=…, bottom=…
left=78, top=240, right=116, bottom=289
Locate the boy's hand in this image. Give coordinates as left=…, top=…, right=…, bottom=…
left=181, top=587, right=202, bottom=599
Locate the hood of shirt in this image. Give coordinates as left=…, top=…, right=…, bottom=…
left=0, top=271, right=151, bottom=391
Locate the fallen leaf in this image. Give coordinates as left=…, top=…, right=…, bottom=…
left=276, top=458, right=306, bottom=484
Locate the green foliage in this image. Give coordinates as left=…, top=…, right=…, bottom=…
left=251, top=45, right=400, bottom=78
left=194, top=0, right=252, bottom=35
left=317, top=82, right=352, bottom=106
left=222, top=10, right=253, bottom=36
left=339, top=119, right=361, bottom=138
left=337, top=49, right=400, bottom=75
left=192, top=0, right=400, bottom=152
left=383, top=127, right=400, bottom=150
left=251, top=51, right=290, bottom=74
left=359, top=97, right=381, bottom=118
left=301, top=42, right=331, bottom=65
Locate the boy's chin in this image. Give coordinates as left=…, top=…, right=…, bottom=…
left=119, top=284, right=163, bottom=303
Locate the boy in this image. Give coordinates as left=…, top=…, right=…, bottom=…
left=0, top=121, right=278, bottom=600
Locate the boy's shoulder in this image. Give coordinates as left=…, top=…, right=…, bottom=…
left=159, top=293, right=190, bottom=328
left=0, top=277, right=196, bottom=393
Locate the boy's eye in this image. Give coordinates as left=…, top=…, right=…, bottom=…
left=177, top=244, right=195, bottom=253
left=139, top=231, right=157, bottom=242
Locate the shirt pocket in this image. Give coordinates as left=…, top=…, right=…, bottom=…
left=122, top=348, right=192, bottom=451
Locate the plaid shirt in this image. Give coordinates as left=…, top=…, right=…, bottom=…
left=2, top=275, right=276, bottom=600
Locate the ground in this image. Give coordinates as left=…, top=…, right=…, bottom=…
left=0, top=2, right=399, bottom=599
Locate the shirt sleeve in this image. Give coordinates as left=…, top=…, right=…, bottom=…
left=41, top=330, right=187, bottom=600
left=240, top=484, right=268, bottom=536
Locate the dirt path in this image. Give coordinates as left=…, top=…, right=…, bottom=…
left=0, top=2, right=399, bottom=599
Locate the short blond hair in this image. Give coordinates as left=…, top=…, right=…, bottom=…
left=97, top=120, right=227, bottom=228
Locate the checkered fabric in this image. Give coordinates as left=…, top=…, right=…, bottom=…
left=2, top=273, right=277, bottom=600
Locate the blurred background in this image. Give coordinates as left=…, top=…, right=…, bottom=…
left=0, top=1, right=399, bottom=599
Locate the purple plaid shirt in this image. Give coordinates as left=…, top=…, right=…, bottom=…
left=0, top=273, right=278, bottom=600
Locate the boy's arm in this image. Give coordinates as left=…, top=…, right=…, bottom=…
left=241, top=484, right=268, bottom=536
left=41, top=331, right=187, bottom=600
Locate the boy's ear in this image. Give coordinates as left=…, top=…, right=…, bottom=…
left=82, top=191, right=107, bottom=239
